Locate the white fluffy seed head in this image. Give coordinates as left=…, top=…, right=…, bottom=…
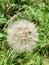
left=7, top=19, right=39, bottom=52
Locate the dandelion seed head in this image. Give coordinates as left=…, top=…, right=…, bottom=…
left=7, top=19, right=39, bottom=52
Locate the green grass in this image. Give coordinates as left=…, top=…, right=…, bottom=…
left=0, top=0, right=49, bottom=65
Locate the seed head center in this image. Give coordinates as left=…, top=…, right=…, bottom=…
left=19, top=30, right=27, bottom=40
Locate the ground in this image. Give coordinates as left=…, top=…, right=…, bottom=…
left=0, top=0, right=49, bottom=65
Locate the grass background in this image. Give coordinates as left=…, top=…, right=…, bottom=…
left=0, top=0, right=49, bottom=65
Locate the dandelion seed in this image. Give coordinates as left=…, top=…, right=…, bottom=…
left=7, top=19, right=39, bottom=52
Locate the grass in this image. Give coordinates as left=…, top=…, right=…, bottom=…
left=0, top=0, right=49, bottom=65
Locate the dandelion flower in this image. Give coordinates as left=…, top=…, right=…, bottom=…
left=7, top=20, right=39, bottom=52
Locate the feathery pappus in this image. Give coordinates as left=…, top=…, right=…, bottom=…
left=7, top=19, right=39, bottom=52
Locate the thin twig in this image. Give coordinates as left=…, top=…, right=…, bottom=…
left=4, top=49, right=15, bottom=63
left=3, top=13, right=21, bottom=30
